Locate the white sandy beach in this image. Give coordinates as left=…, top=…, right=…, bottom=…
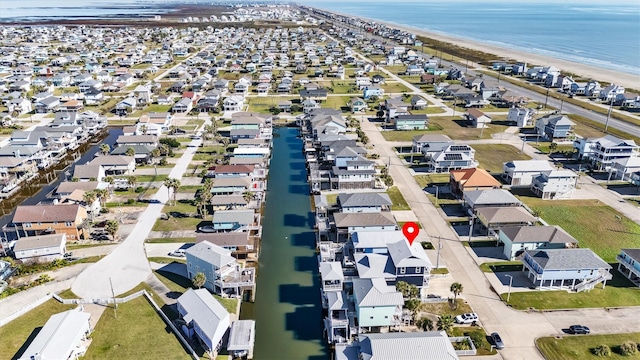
left=323, top=9, right=640, bottom=90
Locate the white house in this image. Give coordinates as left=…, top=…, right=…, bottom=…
left=223, top=96, right=245, bottom=112
left=502, top=160, right=555, bottom=186
left=177, top=288, right=230, bottom=355
left=499, top=225, right=578, bottom=260
left=508, top=107, right=536, bottom=127
left=531, top=170, right=577, bottom=200
left=466, top=108, right=492, bottom=128
left=13, top=233, right=67, bottom=262
left=574, top=135, right=639, bottom=171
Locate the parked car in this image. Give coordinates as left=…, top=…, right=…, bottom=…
left=455, top=313, right=478, bottom=324
left=491, top=332, right=505, bottom=349
left=168, top=249, right=186, bottom=257
left=569, top=325, right=590, bottom=334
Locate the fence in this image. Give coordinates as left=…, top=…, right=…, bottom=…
left=450, top=336, right=478, bottom=356
left=52, top=290, right=147, bottom=305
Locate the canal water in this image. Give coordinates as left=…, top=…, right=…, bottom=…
left=0, top=128, right=122, bottom=232
left=241, top=127, right=327, bottom=360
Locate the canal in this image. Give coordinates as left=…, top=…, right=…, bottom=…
left=0, top=128, right=122, bottom=232
left=242, top=126, right=327, bottom=359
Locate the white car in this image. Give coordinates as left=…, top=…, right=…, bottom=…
left=168, top=249, right=186, bottom=257
left=455, top=313, right=479, bottom=324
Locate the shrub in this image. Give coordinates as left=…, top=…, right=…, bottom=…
left=126, top=198, right=135, bottom=205
left=620, top=341, right=637, bottom=356
left=158, top=157, right=168, bottom=166
left=159, top=137, right=180, bottom=148
left=469, top=332, right=485, bottom=350
left=134, top=186, right=145, bottom=193
left=592, top=344, right=611, bottom=356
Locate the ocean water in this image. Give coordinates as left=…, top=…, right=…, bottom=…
left=308, top=0, right=640, bottom=76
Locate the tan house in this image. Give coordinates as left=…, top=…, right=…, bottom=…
left=12, top=204, right=89, bottom=241
left=450, top=168, right=501, bottom=196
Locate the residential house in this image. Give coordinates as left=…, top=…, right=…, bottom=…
left=12, top=204, right=88, bottom=240
left=463, top=189, right=521, bottom=214
left=410, top=95, right=427, bottom=110
left=137, top=112, right=173, bottom=135
left=172, top=98, right=193, bottom=113
left=332, top=157, right=376, bottom=190
left=531, top=170, right=577, bottom=199
left=209, top=195, right=248, bottom=211
left=412, top=134, right=453, bottom=154
left=535, top=114, right=575, bottom=140
left=499, top=225, right=578, bottom=260
left=223, top=96, right=245, bottom=112
left=34, top=97, right=60, bottom=113
left=349, top=97, right=367, bottom=113
left=617, top=249, right=640, bottom=287
left=450, top=168, right=500, bottom=196
left=357, top=332, right=459, bottom=360
left=210, top=177, right=251, bottom=195
left=212, top=210, right=256, bottom=232
left=333, top=212, right=397, bottom=241
left=475, top=207, right=537, bottom=237
left=337, top=192, right=392, bottom=213
left=393, top=114, right=429, bottom=130
left=18, top=308, right=92, bottom=360
left=466, top=108, right=492, bottom=128
left=13, top=233, right=67, bottom=262
left=185, top=241, right=255, bottom=297
left=195, top=233, right=253, bottom=257
left=429, top=144, right=478, bottom=173
left=89, top=155, right=136, bottom=176
left=502, top=160, right=555, bottom=186
left=177, top=288, right=230, bottom=355
left=116, top=135, right=158, bottom=148
left=352, top=278, right=403, bottom=330
left=521, top=248, right=612, bottom=291
left=611, top=156, right=640, bottom=181
left=227, top=320, right=256, bottom=359
left=574, top=135, right=639, bottom=171
left=207, top=164, right=255, bottom=178
left=363, top=86, right=384, bottom=100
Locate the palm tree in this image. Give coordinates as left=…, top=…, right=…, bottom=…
left=105, top=219, right=119, bottom=241
left=163, top=177, right=181, bottom=205
left=104, top=176, right=115, bottom=194
left=83, top=191, right=97, bottom=217
left=95, top=188, right=109, bottom=206
left=450, top=282, right=463, bottom=302
left=125, top=147, right=135, bottom=157
left=437, top=315, right=455, bottom=335
left=416, top=317, right=434, bottom=331
left=99, top=143, right=110, bottom=155
left=127, top=175, right=138, bottom=189
left=192, top=272, right=206, bottom=289
left=140, top=124, right=148, bottom=135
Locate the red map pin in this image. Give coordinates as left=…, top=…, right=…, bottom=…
left=402, top=222, right=419, bottom=245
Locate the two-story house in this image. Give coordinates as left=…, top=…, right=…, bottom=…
left=535, top=114, right=575, bottom=140
left=617, top=249, right=640, bottom=287
left=337, top=192, right=392, bottom=213
left=499, top=225, right=578, bottom=260
left=502, top=160, right=555, bottom=186
left=530, top=170, right=577, bottom=200
left=12, top=204, right=88, bottom=240
left=574, top=135, right=639, bottom=171
left=13, top=233, right=67, bottom=262
left=352, top=277, right=403, bottom=331
left=177, top=288, right=230, bottom=356
left=429, top=144, right=478, bottom=173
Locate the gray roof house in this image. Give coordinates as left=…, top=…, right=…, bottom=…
left=358, top=332, right=459, bottom=360
left=521, top=248, right=612, bottom=291
left=18, top=308, right=92, bottom=360
left=212, top=209, right=256, bottom=232
left=617, top=249, right=640, bottom=287
left=227, top=320, right=256, bottom=359
left=352, top=277, right=403, bottom=330
left=499, top=225, right=578, bottom=260
left=535, top=114, right=575, bottom=140
left=177, top=288, right=230, bottom=355
left=412, top=134, right=453, bottom=154
left=464, top=189, right=522, bottom=213
left=475, top=206, right=537, bottom=236
left=337, top=192, right=392, bottom=213
left=13, top=233, right=67, bottom=262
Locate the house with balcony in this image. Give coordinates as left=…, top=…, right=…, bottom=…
left=323, top=290, right=350, bottom=345
left=13, top=233, right=67, bottom=262
left=357, top=332, right=460, bottom=360
left=393, top=114, right=429, bottom=131
left=429, top=144, right=478, bottom=173
left=466, top=108, right=492, bottom=128
left=12, top=204, right=88, bottom=241
left=475, top=206, right=537, bottom=237
left=521, top=248, right=612, bottom=292
left=450, top=168, right=501, bottom=196
left=499, top=225, right=578, bottom=260
left=502, top=160, right=555, bottom=186
left=212, top=210, right=256, bottom=232
left=136, top=112, right=172, bottom=135
left=611, top=156, right=640, bottom=181
left=320, top=261, right=344, bottom=293
left=617, top=249, right=640, bottom=287
left=177, top=288, right=230, bottom=356
left=412, top=134, right=453, bottom=155
left=535, top=114, right=575, bottom=141
left=531, top=169, right=577, bottom=199
left=574, top=135, right=639, bottom=171
left=463, top=189, right=521, bottom=214
left=333, top=212, right=397, bottom=242
left=507, top=107, right=536, bottom=127
left=332, top=158, right=376, bottom=190
left=337, top=192, right=391, bottom=213
left=185, top=240, right=255, bottom=297
left=352, top=278, right=403, bottom=331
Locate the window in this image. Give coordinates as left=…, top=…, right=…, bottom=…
left=53, top=222, right=58, bottom=225
left=415, top=267, right=421, bottom=273
left=400, top=267, right=406, bottom=274
left=37, top=222, right=41, bottom=226
left=24, top=223, right=32, bottom=228
left=65, top=222, right=73, bottom=227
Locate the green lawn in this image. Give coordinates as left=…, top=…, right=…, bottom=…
left=0, top=299, right=75, bottom=360
left=380, top=126, right=442, bottom=142
left=136, top=174, right=169, bottom=183
left=479, top=261, right=523, bottom=273
left=146, top=237, right=196, bottom=243
left=503, top=270, right=640, bottom=310
left=380, top=116, right=511, bottom=141
left=472, top=144, right=531, bottom=173
left=380, top=82, right=411, bottom=93
left=386, top=186, right=410, bottom=210
left=532, top=141, right=575, bottom=155
left=130, top=104, right=171, bottom=117
left=147, top=257, right=186, bottom=264
left=537, top=333, right=640, bottom=360
left=450, top=327, right=497, bottom=356
left=414, top=173, right=450, bottom=189
left=153, top=202, right=203, bottom=232
left=516, top=197, right=640, bottom=262
left=83, top=295, right=190, bottom=359
left=154, top=270, right=238, bottom=314
left=419, top=299, right=472, bottom=318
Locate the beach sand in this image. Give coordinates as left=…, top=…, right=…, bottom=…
left=323, top=9, right=640, bottom=90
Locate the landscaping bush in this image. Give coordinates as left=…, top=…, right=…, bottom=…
left=159, top=138, right=180, bottom=148
left=126, top=198, right=135, bottom=205
left=469, top=331, right=486, bottom=350
left=100, top=208, right=109, bottom=213
left=593, top=344, right=611, bottom=356
left=134, top=186, right=145, bottom=193
left=158, top=157, right=168, bottom=166
left=620, top=341, right=638, bottom=356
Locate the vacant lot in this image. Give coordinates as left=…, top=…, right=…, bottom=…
left=380, top=116, right=511, bottom=142
left=154, top=270, right=237, bottom=314
left=537, top=333, right=640, bottom=360
left=153, top=201, right=203, bottom=232
left=0, top=299, right=75, bottom=360
left=387, top=186, right=410, bottom=210
left=472, top=144, right=531, bottom=173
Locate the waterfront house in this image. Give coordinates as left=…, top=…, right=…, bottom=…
left=136, top=112, right=173, bottom=135
left=475, top=206, right=537, bottom=237
left=223, top=96, right=245, bottom=112
left=530, top=169, right=577, bottom=199
left=89, top=155, right=136, bottom=176
left=412, top=134, right=453, bottom=154
left=499, top=225, right=578, bottom=260
left=502, top=160, right=555, bottom=186
left=320, top=261, right=344, bottom=292
left=573, top=135, right=639, bottom=171
left=352, top=277, right=403, bottom=331
left=429, top=144, right=478, bottom=173
left=333, top=212, right=397, bottom=241
left=18, top=308, right=91, bottom=360
left=227, top=320, right=256, bottom=359
left=450, top=168, right=501, bottom=196
left=357, top=332, right=459, bottom=360
left=331, top=158, right=376, bottom=190
left=337, top=192, right=392, bottom=213
left=185, top=240, right=255, bottom=297
left=116, top=135, right=158, bottom=148
left=12, top=204, right=88, bottom=240
left=207, top=165, right=255, bottom=179
left=463, top=189, right=521, bottom=214
left=196, top=232, right=253, bottom=257
left=212, top=210, right=256, bottom=232
left=535, top=114, right=575, bottom=141
left=617, top=249, right=640, bottom=287
left=209, top=195, right=248, bottom=211
left=466, top=108, right=491, bottom=128
left=323, top=290, right=350, bottom=344
left=13, top=233, right=67, bottom=262
left=210, top=177, right=251, bottom=195
left=521, top=248, right=612, bottom=292
left=177, top=288, right=230, bottom=356
left=393, top=114, right=429, bottom=130
left=72, top=164, right=105, bottom=182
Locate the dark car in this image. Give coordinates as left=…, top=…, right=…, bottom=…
left=491, top=332, right=505, bottom=350
left=569, top=325, right=590, bottom=334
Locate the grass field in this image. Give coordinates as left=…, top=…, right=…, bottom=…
left=537, top=333, right=640, bottom=360
left=472, top=144, right=532, bottom=173
left=386, top=186, right=410, bottom=210
left=83, top=295, right=190, bottom=359
left=503, top=269, right=640, bottom=310
left=146, top=237, right=195, bottom=243
left=154, top=270, right=238, bottom=314
left=380, top=116, right=511, bottom=141
left=515, top=196, right=640, bottom=262
left=0, top=299, right=75, bottom=360
left=450, top=327, right=497, bottom=356
left=479, top=261, right=524, bottom=273
left=413, top=173, right=450, bottom=189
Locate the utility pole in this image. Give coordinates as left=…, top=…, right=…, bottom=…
left=506, top=274, right=513, bottom=303
left=604, top=97, right=613, bottom=132
left=544, top=85, right=550, bottom=109
left=435, top=236, right=443, bottom=269
left=109, top=277, right=117, bottom=319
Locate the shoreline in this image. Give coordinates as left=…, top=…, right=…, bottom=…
left=314, top=6, right=640, bottom=90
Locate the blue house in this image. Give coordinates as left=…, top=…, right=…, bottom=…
left=352, top=278, right=403, bottom=331
left=212, top=209, right=256, bottom=232
left=521, top=248, right=612, bottom=292
left=535, top=114, right=575, bottom=140
left=363, top=86, right=384, bottom=100
left=394, top=114, right=429, bottom=130
left=617, top=249, right=640, bottom=287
